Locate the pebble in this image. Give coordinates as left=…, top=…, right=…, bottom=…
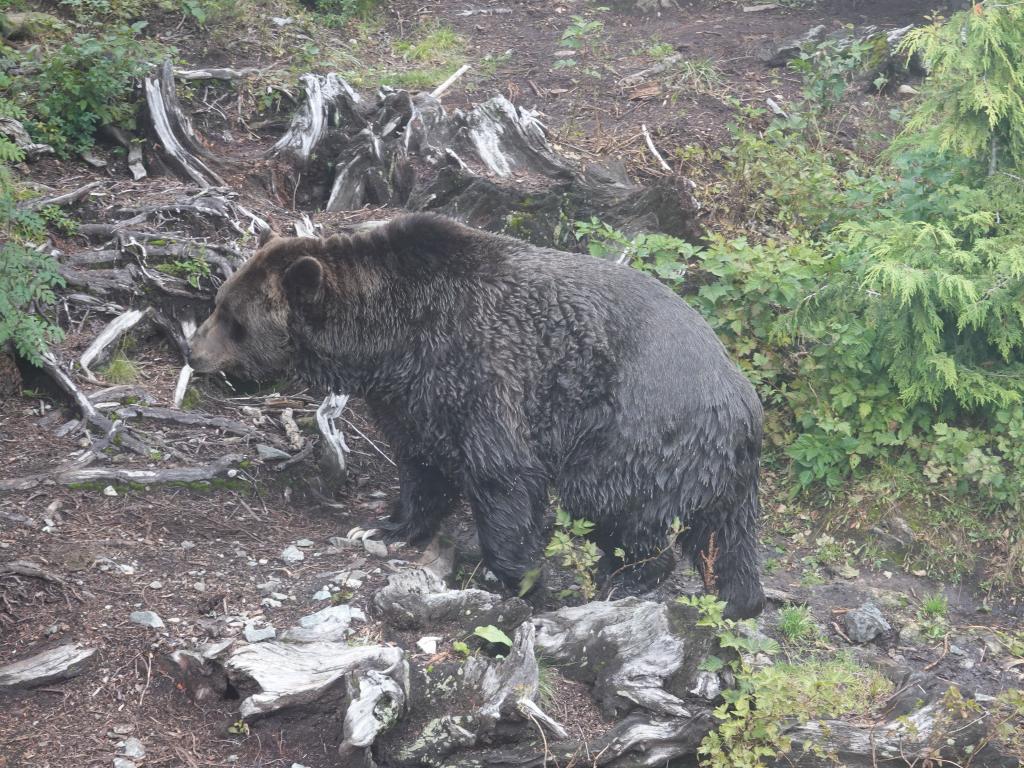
left=103, top=485, right=118, bottom=497
left=295, top=538, right=315, bottom=548
left=312, top=587, right=331, bottom=601
left=118, top=564, right=135, bottom=576
left=193, top=581, right=207, bottom=592
left=129, top=610, right=165, bottom=629
left=244, top=623, right=277, bottom=643
left=121, top=737, right=146, bottom=759
left=416, top=636, right=441, bottom=654
left=148, top=581, right=163, bottom=590
left=280, top=545, right=305, bottom=564
left=261, top=598, right=283, bottom=609
left=181, top=540, right=196, bottom=550
left=113, top=759, right=137, bottom=768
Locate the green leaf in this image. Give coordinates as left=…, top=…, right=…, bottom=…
left=473, top=625, right=513, bottom=648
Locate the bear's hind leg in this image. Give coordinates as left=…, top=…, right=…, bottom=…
left=464, top=469, right=548, bottom=596
left=685, top=482, right=764, bottom=620
left=381, top=458, right=460, bottom=545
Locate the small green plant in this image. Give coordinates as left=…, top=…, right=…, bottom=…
left=576, top=217, right=698, bottom=291
left=777, top=605, right=816, bottom=644
left=155, top=254, right=212, bottom=289
left=788, top=34, right=874, bottom=112
left=681, top=595, right=891, bottom=767
left=227, top=719, right=250, bottom=736
left=554, top=14, right=605, bottom=77
left=917, top=592, right=950, bottom=641
left=311, top=0, right=379, bottom=22
left=102, top=351, right=139, bottom=384
left=179, top=385, right=202, bottom=410
left=543, top=507, right=601, bottom=600
left=394, top=25, right=463, bottom=64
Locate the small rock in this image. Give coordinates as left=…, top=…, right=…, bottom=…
left=312, top=587, right=331, bottom=601
left=896, top=84, right=920, bottom=97
left=243, top=623, right=276, bottom=643
left=121, top=737, right=145, bottom=759
left=111, top=723, right=134, bottom=735
left=416, top=636, right=441, bottom=654
left=193, top=581, right=206, bottom=592
left=118, top=564, right=135, bottom=576
left=363, top=538, right=388, bottom=558
left=280, top=545, right=305, bottom=564
left=256, top=443, right=290, bottom=461
left=103, top=485, right=118, bottom=497
left=113, top=759, right=137, bottom=768
left=257, top=579, right=282, bottom=595
left=328, top=536, right=356, bottom=549
left=262, top=598, right=283, bottom=609
left=295, top=538, right=315, bottom=548
left=844, top=602, right=891, bottom=644
left=129, top=610, right=164, bottom=629
left=148, top=580, right=163, bottom=590
left=181, top=540, right=195, bottom=550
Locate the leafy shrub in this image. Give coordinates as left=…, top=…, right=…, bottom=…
left=0, top=111, right=65, bottom=365
left=15, top=24, right=165, bottom=156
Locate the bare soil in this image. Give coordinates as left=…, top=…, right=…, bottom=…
left=1, top=2, right=1020, bottom=767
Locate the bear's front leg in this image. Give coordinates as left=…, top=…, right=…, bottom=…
left=464, top=469, right=548, bottom=595
left=380, top=458, right=460, bottom=545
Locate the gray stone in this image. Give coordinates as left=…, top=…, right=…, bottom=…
left=281, top=605, right=366, bottom=643
left=295, top=538, right=315, bottom=548
left=280, top=545, right=305, bottom=564
left=0, top=643, right=96, bottom=689
left=129, top=610, right=165, bottom=629
left=363, top=538, right=388, bottom=558
left=113, top=759, right=137, bottom=768
left=844, top=603, right=891, bottom=644
left=244, top=623, right=277, bottom=643
left=256, top=443, right=290, bottom=461
left=121, top=737, right=146, bottom=759
left=257, top=578, right=282, bottom=595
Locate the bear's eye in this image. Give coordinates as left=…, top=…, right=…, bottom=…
left=228, top=316, right=247, bottom=342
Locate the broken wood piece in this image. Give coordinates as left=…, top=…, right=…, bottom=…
left=79, top=307, right=152, bottom=383
left=620, top=52, right=683, bottom=87
left=144, top=60, right=226, bottom=188
left=0, top=559, right=66, bottom=584
left=293, top=213, right=316, bottom=238
left=173, top=365, right=193, bottom=409
left=641, top=123, right=672, bottom=173
left=430, top=63, right=472, bottom=99
left=316, top=392, right=350, bottom=485
left=0, top=643, right=96, bottom=689
left=280, top=407, right=305, bottom=451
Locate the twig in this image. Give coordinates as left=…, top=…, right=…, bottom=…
left=431, top=64, right=472, bottom=99
left=641, top=123, right=672, bottom=172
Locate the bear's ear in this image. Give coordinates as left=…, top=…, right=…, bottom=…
left=283, top=256, right=324, bottom=302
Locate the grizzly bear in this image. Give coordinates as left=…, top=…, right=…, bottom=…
left=188, top=214, right=765, bottom=619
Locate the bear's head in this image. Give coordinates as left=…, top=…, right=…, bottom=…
left=188, top=234, right=327, bottom=380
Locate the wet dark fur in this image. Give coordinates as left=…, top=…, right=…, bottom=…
left=195, top=214, right=765, bottom=619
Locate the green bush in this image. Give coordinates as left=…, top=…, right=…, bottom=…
left=0, top=109, right=65, bottom=365
left=13, top=24, right=165, bottom=156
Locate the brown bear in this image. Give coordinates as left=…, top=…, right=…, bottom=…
left=188, top=214, right=765, bottom=619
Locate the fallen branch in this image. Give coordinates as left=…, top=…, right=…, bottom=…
left=0, top=454, right=245, bottom=493
left=620, top=53, right=683, bottom=88
left=114, top=405, right=255, bottom=437
left=40, top=351, right=153, bottom=458
left=18, top=181, right=104, bottom=212
left=316, top=393, right=350, bottom=484
left=175, top=66, right=260, bottom=80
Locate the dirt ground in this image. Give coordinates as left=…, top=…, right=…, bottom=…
left=1, top=1, right=1020, bottom=767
